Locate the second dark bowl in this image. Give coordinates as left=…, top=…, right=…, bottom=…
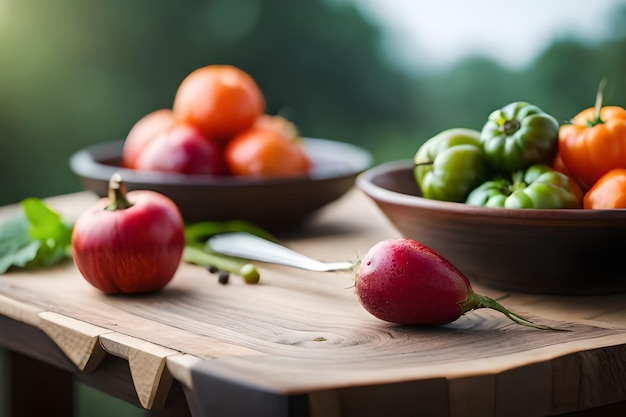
left=357, top=160, right=626, bottom=295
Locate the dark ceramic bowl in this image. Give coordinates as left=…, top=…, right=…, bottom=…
left=70, top=138, right=372, bottom=232
left=357, top=160, right=626, bottom=295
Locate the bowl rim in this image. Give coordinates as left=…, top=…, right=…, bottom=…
left=356, top=159, right=626, bottom=220
left=70, top=137, right=373, bottom=187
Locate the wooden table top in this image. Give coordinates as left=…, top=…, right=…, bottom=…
left=1, top=190, right=625, bottom=417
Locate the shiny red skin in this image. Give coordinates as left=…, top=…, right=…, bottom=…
left=122, top=108, right=175, bottom=169
left=356, top=238, right=472, bottom=325
left=71, top=191, right=185, bottom=294
left=134, top=123, right=229, bottom=175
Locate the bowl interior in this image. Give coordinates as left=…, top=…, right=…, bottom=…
left=70, top=138, right=372, bottom=232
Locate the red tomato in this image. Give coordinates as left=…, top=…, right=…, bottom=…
left=224, top=116, right=311, bottom=177
left=172, top=65, right=265, bottom=144
left=72, top=174, right=185, bottom=294
left=134, top=123, right=229, bottom=175
left=122, top=109, right=174, bottom=169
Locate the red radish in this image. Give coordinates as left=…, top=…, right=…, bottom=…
left=356, top=238, right=555, bottom=330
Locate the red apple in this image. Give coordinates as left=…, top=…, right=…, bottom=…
left=122, top=109, right=175, bottom=169
left=134, top=122, right=229, bottom=175
left=71, top=174, right=185, bottom=294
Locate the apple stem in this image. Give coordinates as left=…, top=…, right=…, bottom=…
left=106, top=173, right=133, bottom=211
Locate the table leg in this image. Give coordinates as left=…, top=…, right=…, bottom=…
left=4, top=350, right=74, bottom=417
left=142, top=379, right=191, bottom=417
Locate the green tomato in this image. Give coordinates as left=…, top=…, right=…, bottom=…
left=466, top=164, right=583, bottom=209
left=480, top=102, right=559, bottom=174
left=414, top=128, right=487, bottom=203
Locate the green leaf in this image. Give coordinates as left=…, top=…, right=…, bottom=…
left=184, top=220, right=275, bottom=244
left=0, top=241, right=40, bottom=274
left=0, top=213, right=38, bottom=273
left=0, top=214, right=30, bottom=247
left=182, top=220, right=272, bottom=285
left=22, top=198, right=72, bottom=248
left=0, top=198, right=73, bottom=274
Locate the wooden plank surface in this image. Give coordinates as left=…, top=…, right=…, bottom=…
left=1, top=190, right=626, bottom=416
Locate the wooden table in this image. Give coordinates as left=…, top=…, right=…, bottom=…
left=1, top=190, right=626, bottom=417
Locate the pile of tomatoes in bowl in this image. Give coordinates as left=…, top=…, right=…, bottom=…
left=122, top=65, right=311, bottom=179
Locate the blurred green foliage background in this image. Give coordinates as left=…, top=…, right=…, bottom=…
left=1, top=0, right=625, bottom=207
left=1, top=0, right=626, bottom=414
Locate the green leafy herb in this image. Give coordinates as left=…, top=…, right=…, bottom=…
left=182, top=220, right=274, bottom=284
left=184, top=220, right=275, bottom=244
left=183, top=244, right=260, bottom=284
left=0, top=198, right=73, bottom=274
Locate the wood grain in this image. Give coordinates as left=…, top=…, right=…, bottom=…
left=38, top=311, right=109, bottom=371
left=99, top=332, right=179, bottom=409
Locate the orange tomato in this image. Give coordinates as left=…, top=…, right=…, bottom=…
left=224, top=115, right=310, bottom=177
left=253, top=114, right=299, bottom=138
left=583, top=168, right=626, bottom=209
left=122, top=109, right=174, bottom=169
left=558, top=105, right=626, bottom=190
left=172, top=65, right=265, bottom=144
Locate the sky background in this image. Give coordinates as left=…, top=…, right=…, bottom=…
left=350, top=0, right=624, bottom=70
